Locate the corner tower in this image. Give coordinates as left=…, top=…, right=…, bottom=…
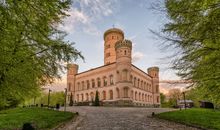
left=103, top=28, right=124, bottom=65
left=147, top=67, right=160, bottom=107
left=67, top=64, right=78, bottom=103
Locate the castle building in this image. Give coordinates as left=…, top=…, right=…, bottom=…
left=67, top=28, right=160, bottom=107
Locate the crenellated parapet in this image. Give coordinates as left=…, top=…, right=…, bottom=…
left=147, top=67, right=159, bottom=79
left=115, top=39, right=132, bottom=50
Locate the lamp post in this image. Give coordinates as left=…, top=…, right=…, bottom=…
left=183, top=92, right=186, bottom=110
left=64, top=88, right=67, bottom=111
left=48, top=89, right=52, bottom=108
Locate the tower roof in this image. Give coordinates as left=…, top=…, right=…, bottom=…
left=115, top=39, right=132, bottom=50
left=103, top=28, right=124, bottom=39
left=147, top=67, right=159, bottom=71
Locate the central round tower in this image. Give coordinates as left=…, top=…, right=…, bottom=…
left=103, top=28, right=124, bottom=65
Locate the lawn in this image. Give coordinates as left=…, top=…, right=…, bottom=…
left=156, top=108, right=220, bottom=130
left=0, top=107, right=75, bottom=130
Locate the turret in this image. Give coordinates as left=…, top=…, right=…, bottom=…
left=147, top=67, right=159, bottom=79
left=115, top=39, right=132, bottom=84
left=115, top=39, right=133, bottom=103
left=67, top=64, right=79, bottom=76
left=103, top=28, right=124, bottom=65
left=67, top=64, right=78, bottom=104
left=147, top=66, right=160, bottom=107
left=115, top=39, right=132, bottom=64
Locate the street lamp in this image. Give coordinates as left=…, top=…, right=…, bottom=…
left=48, top=89, right=52, bottom=108
left=64, top=88, right=67, bottom=111
left=182, top=92, right=186, bottom=110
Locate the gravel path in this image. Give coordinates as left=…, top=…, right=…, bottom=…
left=58, top=106, right=201, bottom=130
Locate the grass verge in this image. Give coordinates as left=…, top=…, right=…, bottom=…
left=156, top=108, right=220, bottom=130
left=0, top=107, right=75, bottom=130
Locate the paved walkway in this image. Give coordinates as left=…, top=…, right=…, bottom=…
left=59, top=106, right=201, bottom=130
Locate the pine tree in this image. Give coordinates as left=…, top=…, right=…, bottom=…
left=94, top=91, right=100, bottom=106
left=69, top=93, right=73, bottom=106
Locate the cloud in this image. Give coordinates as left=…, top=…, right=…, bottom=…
left=132, top=51, right=144, bottom=62
left=59, top=0, right=118, bottom=35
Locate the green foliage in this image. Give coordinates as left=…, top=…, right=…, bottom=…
left=160, top=93, right=166, bottom=104
left=156, top=108, right=220, bottom=130
left=0, top=1, right=83, bottom=108
left=160, top=93, right=172, bottom=108
left=94, top=91, right=100, bottom=106
left=185, top=88, right=203, bottom=107
left=31, top=91, right=65, bottom=106
left=155, top=0, right=220, bottom=106
left=0, top=108, right=75, bottom=129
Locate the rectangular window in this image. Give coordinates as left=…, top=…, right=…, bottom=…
left=68, top=83, right=71, bottom=91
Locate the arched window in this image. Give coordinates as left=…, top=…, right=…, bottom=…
left=156, top=85, right=159, bottom=93
left=130, top=75, right=133, bottom=83
left=86, top=93, right=89, bottom=101
left=137, top=79, right=140, bottom=88
left=109, top=90, right=113, bottom=100
left=68, top=83, right=71, bottom=91
left=141, top=80, right=143, bottom=89
left=131, top=90, right=133, bottom=99
left=92, top=79, right=95, bottom=88
left=134, top=77, right=136, bottom=87
left=97, top=78, right=101, bottom=87
left=110, top=75, right=114, bottom=85
left=145, top=94, right=147, bottom=102
left=135, top=91, right=137, bottom=100
left=87, top=80, right=90, bottom=89
left=139, top=92, right=141, bottom=101
left=102, top=91, right=106, bottom=100
left=90, top=92, right=94, bottom=101
left=117, top=71, right=120, bottom=81
left=103, top=76, right=107, bottom=86
left=116, top=88, right=120, bottom=98
left=77, top=94, right=79, bottom=102
left=81, top=94, right=84, bottom=101
left=144, top=82, right=146, bottom=90
left=81, top=81, right=85, bottom=90
left=77, top=82, right=80, bottom=90
left=124, top=87, right=128, bottom=98
left=124, top=50, right=127, bottom=55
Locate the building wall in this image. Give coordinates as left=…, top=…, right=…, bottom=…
left=67, top=63, right=160, bottom=107
left=67, top=28, right=160, bottom=107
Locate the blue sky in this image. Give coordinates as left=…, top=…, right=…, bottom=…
left=59, top=0, right=179, bottom=80
left=49, top=0, right=184, bottom=92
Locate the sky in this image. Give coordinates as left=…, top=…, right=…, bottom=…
left=47, top=0, right=185, bottom=93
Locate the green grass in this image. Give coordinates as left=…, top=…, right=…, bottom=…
left=156, top=108, right=220, bottom=130
left=0, top=107, right=75, bottom=130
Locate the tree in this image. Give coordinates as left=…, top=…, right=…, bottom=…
left=94, top=91, right=100, bottom=106
left=153, top=0, right=220, bottom=105
left=0, top=1, right=83, bottom=109
left=69, top=93, right=74, bottom=106
left=160, top=93, right=166, bottom=104
left=168, top=89, right=182, bottom=107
